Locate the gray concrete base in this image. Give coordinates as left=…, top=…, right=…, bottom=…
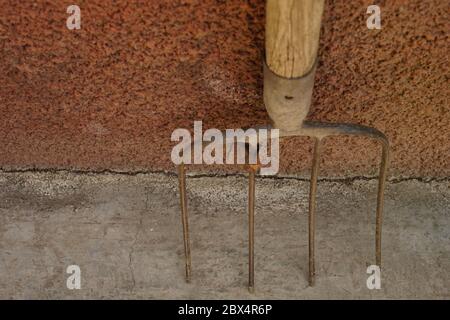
left=0, top=171, right=448, bottom=299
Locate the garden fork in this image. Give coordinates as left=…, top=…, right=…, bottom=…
left=177, top=0, right=389, bottom=291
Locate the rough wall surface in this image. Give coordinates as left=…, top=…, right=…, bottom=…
left=0, top=0, right=448, bottom=177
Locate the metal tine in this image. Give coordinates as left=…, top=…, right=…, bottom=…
left=248, top=164, right=259, bottom=292
left=376, top=140, right=389, bottom=267
left=178, top=164, right=191, bottom=282
left=308, top=137, right=321, bottom=286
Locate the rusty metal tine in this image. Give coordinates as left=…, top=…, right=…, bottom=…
left=248, top=166, right=256, bottom=292
left=376, top=140, right=389, bottom=267
left=308, top=137, right=321, bottom=286
left=178, top=164, right=191, bottom=282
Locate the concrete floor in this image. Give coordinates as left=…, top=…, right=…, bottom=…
left=0, top=171, right=448, bottom=299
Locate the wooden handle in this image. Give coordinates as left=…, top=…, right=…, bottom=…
left=265, top=0, right=325, bottom=78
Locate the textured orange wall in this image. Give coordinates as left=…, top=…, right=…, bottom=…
left=0, top=0, right=448, bottom=177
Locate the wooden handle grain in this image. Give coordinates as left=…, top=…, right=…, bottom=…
left=265, top=0, right=325, bottom=78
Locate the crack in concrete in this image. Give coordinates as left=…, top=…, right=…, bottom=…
left=0, top=168, right=448, bottom=184
left=128, top=189, right=148, bottom=292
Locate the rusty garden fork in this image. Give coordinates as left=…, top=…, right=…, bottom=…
left=176, top=0, right=389, bottom=290
left=176, top=122, right=389, bottom=290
